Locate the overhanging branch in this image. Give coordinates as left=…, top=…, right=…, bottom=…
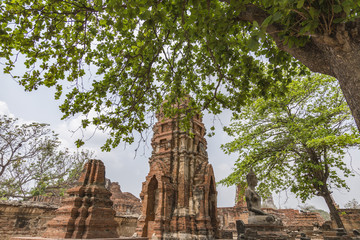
left=232, top=4, right=335, bottom=76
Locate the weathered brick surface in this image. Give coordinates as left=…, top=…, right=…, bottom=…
left=0, top=184, right=139, bottom=240
left=264, top=208, right=325, bottom=230
left=0, top=201, right=57, bottom=240
left=218, top=207, right=249, bottom=225
left=235, top=183, right=247, bottom=208
left=332, top=209, right=360, bottom=233
left=114, top=216, right=138, bottom=237
left=0, top=201, right=137, bottom=240
left=137, top=100, right=218, bottom=239
left=218, top=206, right=325, bottom=234
left=109, top=181, right=141, bottom=217
left=43, top=159, right=119, bottom=239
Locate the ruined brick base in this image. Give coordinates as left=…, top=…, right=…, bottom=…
left=242, top=224, right=290, bottom=240
left=161, top=232, right=216, bottom=240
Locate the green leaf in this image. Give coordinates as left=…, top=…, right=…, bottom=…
left=272, top=12, right=283, bottom=22
left=261, top=15, right=272, bottom=28
left=297, top=0, right=305, bottom=9
left=333, top=18, right=345, bottom=23
left=99, top=19, right=107, bottom=26
left=342, top=1, right=352, bottom=15
left=309, top=7, right=319, bottom=19
left=333, top=5, right=342, bottom=14
left=248, top=37, right=259, bottom=51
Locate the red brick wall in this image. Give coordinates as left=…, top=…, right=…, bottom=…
left=0, top=200, right=138, bottom=240
left=217, top=206, right=325, bottom=234
left=264, top=208, right=325, bottom=230
left=333, top=209, right=360, bottom=232
left=0, top=201, right=57, bottom=240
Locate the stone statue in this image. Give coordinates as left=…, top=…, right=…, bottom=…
left=245, top=169, right=267, bottom=216
left=245, top=169, right=277, bottom=224
left=242, top=169, right=287, bottom=239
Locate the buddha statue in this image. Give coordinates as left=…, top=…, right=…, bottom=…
left=245, top=169, right=277, bottom=224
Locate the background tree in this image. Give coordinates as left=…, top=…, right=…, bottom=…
left=0, top=115, right=93, bottom=199
left=298, top=204, right=330, bottom=221
left=1, top=1, right=360, bottom=150
left=344, top=199, right=360, bottom=209
left=220, top=74, right=360, bottom=228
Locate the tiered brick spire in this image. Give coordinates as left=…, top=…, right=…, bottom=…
left=137, top=99, right=218, bottom=239
left=43, top=159, right=118, bottom=239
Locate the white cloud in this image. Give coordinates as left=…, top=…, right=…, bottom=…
left=0, top=101, right=14, bottom=117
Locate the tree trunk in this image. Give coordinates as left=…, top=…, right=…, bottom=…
left=265, top=20, right=360, bottom=132
left=321, top=187, right=345, bottom=230
left=325, top=45, right=360, bottom=133
left=282, top=38, right=360, bottom=133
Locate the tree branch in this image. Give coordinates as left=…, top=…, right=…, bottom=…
left=233, top=4, right=335, bottom=76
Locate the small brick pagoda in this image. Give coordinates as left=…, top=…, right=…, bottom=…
left=43, top=159, right=119, bottom=239
left=137, top=99, right=218, bottom=239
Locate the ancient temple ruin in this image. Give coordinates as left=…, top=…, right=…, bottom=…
left=137, top=100, right=218, bottom=239
left=43, top=159, right=119, bottom=239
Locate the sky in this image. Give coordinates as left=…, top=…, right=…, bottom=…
left=1, top=73, right=360, bottom=211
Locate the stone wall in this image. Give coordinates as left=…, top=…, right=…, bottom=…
left=0, top=200, right=138, bottom=240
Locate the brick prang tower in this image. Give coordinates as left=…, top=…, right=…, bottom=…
left=137, top=99, right=218, bottom=240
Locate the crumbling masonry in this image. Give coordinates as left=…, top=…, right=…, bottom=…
left=43, top=159, right=119, bottom=239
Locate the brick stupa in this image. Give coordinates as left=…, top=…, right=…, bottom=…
left=43, top=159, right=118, bottom=239
left=136, top=99, right=218, bottom=239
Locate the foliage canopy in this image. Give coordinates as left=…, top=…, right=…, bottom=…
left=220, top=74, right=359, bottom=227
left=3, top=0, right=360, bottom=149
left=220, top=74, right=359, bottom=201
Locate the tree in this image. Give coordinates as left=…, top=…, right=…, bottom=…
left=1, top=1, right=360, bottom=149
left=344, top=199, right=360, bottom=209
left=219, top=74, right=360, bottom=228
left=0, top=115, right=93, bottom=199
